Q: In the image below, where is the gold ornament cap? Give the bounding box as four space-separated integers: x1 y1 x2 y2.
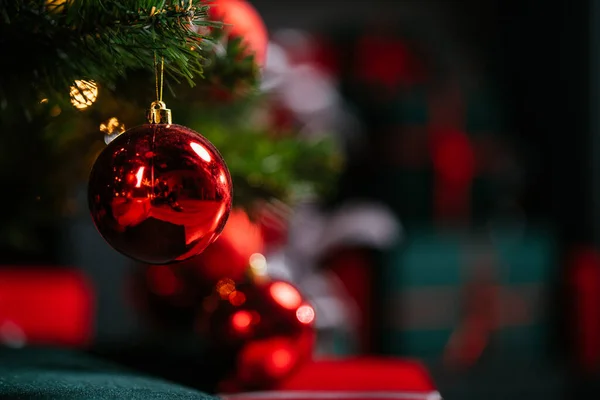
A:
147 100 172 124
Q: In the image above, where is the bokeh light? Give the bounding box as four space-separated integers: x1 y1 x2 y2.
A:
216 278 236 299
296 304 315 325
69 80 98 109
249 253 268 276
231 310 253 333
270 281 302 310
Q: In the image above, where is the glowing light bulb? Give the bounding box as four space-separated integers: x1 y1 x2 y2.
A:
46 0 70 12
70 80 98 110
100 117 126 144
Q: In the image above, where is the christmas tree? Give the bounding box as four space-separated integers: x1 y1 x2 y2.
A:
0 0 340 258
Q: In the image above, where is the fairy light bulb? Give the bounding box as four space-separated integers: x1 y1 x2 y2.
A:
70 80 98 109
100 117 126 144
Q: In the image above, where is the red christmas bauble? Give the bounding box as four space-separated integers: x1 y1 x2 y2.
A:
198 279 315 392
209 0 268 67
182 208 264 283
131 209 263 329
88 123 233 264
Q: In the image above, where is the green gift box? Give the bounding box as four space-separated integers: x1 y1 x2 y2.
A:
381 226 558 361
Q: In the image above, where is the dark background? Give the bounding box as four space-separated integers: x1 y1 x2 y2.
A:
3 0 600 399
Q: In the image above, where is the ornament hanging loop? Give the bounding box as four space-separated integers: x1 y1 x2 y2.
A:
154 51 165 102
148 51 171 124
147 100 172 124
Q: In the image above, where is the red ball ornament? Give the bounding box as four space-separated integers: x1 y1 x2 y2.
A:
88 117 233 265
131 209 263 329
198 279 315 392
209 0 268 67
181 208 264 283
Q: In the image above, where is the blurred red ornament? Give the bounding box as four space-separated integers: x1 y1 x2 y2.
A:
430 128 475 184
131 209 263 330
209 0 268 67
355 34 427 91
181 208 264 283
88 123 233 264
198 279 316 392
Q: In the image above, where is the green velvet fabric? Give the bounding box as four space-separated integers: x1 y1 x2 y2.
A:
0 347 217 399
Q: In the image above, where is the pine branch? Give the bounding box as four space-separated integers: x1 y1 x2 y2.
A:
0 0 228 111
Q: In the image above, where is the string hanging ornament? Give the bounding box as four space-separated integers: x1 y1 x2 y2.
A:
88 52 233 264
